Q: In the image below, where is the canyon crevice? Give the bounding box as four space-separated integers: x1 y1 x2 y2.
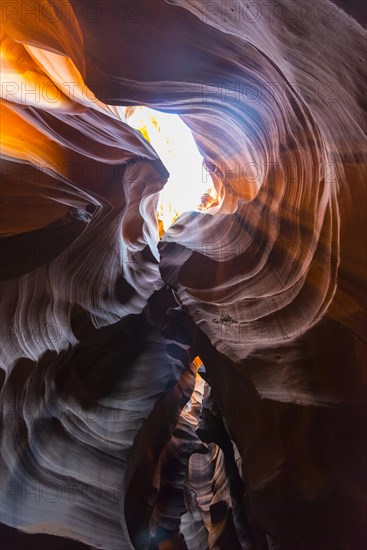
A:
0 1 366 549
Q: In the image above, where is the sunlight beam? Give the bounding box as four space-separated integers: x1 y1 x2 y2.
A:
122 106 218 233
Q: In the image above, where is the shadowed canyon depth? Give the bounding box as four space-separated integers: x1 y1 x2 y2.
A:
0 1 366 549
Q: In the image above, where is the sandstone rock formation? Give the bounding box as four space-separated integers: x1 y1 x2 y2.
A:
0 1 366 549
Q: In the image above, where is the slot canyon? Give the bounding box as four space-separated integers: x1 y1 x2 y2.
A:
0 1 366 549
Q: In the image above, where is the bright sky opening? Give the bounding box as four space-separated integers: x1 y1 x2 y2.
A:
122 106 218 233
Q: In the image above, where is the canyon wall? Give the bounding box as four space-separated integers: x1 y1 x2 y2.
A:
1 1 366 548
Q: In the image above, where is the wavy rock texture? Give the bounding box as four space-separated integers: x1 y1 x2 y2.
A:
0 1 366 549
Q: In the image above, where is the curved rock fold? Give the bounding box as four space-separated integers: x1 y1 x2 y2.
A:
0 1 366 549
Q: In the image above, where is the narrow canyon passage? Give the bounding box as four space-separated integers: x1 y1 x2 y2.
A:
0 1 366 549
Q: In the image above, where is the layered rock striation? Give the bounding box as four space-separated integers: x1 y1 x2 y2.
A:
0 1 366 549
